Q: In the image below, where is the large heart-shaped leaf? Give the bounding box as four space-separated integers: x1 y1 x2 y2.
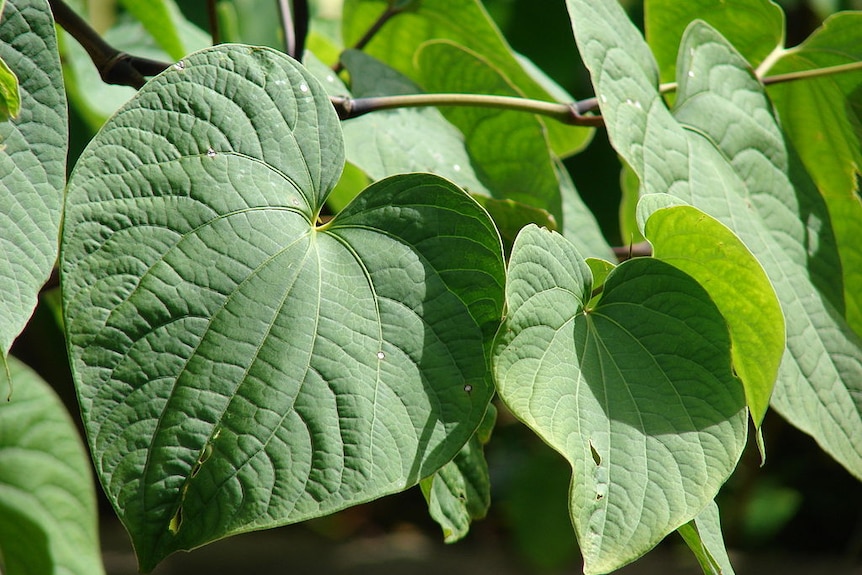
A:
566 0 862 479
61 45 504 570
0 357 104 575
493 224 747 574
0 0 67 373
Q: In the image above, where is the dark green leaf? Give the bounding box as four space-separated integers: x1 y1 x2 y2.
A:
61 45 505 570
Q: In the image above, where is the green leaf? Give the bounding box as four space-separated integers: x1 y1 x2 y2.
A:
678 501 735 575
0 0 67 359
0 54 20 121
61 45 505 570
766 13 862 336
0 357 104 575
415 40 561 210
118 0 187 60
493 225 747 574
565 2 862 478
556 158 615 260
420 403 495 543
641 200 783 428
339 50 492 196
341 0 592 158
645 0 784 83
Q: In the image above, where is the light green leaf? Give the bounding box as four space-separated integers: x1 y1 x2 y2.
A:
641 201 783 427
421 404 495 543
0 54 20 121
61 45 505 571
767 13 862 336
0 357 104 575
118 0 187 60
565 2 862 478
645 0 784 83
493 225 747 574
678 501 735 575
0 0 67 360
341 0 592 158
215 0 282 49
619 162 645 244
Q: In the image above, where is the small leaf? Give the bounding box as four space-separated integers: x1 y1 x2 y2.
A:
0 54 20 121
0 357 104 575
118 0 187 60
421 404 496 543
61 45 505 570
493 225 747 574
678 501 735 575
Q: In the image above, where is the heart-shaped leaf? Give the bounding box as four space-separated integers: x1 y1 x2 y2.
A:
61 45 505 570
493 224 747 574
565 0 862 479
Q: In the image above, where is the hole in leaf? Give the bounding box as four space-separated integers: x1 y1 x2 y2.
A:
589 441 601 466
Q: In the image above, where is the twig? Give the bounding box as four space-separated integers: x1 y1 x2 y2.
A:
48 0 170 89
207 0 220 45
278 0 296 58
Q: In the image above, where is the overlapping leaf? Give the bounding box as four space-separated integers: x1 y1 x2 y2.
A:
61 45 505 570
493 224 747 574
0 0 67 377
0 357 104 575
565 0 862 483
341 0 592 158
766 13 862 336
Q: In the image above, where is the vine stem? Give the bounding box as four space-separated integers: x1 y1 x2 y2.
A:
330 93 605 126
332 2 409 73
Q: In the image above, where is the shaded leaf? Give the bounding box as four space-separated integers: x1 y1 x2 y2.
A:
420 404 495 543
119 0 188 60
341 0 592 157
0 54 20 121
0 357 104 575
61 45 504 570
493 224 747 574
0 0 67 359
678 501 735 575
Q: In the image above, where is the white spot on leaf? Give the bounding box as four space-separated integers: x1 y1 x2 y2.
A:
377 351 385 360
464 384 473 393
174 60 185 71
299 83 309 93
206 148 216 158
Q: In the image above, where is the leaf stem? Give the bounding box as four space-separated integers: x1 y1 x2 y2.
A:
761 60 862 86
330 93 605 126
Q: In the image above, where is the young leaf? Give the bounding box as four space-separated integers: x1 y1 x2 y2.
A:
0 55 20 121
766 13 862 336
341 0 592 158
0 357 104 575
640 200 783 428
0 0 67 363
493 225 747 574
566 0 862 480
61 45 505 570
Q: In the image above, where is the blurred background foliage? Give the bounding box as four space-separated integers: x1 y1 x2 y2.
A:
15 0 862 572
